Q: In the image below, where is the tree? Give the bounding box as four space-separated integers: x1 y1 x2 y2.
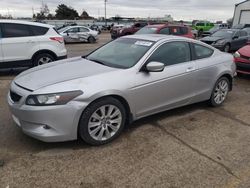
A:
80 10 93 19
55 4 79 20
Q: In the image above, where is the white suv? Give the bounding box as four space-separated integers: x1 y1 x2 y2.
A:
0 20 67 68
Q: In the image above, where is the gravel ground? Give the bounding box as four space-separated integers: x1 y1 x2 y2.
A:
0 33 250 188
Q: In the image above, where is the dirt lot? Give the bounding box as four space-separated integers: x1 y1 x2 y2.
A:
0 33 250 188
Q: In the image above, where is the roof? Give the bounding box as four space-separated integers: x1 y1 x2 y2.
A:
146 24 188 28
235 0 250 6
0 19 54 28
122 34 193 42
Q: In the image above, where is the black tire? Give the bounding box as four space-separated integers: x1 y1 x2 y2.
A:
198 30 203 37
209 77 230 107
78 97 126 146
33 53 55 66
88 36 96 43
223 43 231 53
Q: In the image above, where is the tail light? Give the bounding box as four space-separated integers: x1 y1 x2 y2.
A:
50 37 64 44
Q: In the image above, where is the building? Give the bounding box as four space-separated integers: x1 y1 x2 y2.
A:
233 0 250 26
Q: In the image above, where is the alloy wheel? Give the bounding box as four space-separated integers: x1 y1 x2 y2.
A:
213 79 229 105
88 105 122 141
38 57 53 65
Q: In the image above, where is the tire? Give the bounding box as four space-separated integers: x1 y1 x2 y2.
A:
223 43 231 53
209 77 230 107
78 97 126 146
198 30 203 37
33 53 55 66
88 36 96 43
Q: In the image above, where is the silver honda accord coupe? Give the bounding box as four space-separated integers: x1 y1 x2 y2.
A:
8 34 236 145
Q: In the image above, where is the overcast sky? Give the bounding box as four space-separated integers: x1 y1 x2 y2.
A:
0 0 244 21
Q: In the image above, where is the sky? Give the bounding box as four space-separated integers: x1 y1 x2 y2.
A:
0 0 244 21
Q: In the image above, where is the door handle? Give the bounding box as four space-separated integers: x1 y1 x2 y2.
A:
186 67 195 72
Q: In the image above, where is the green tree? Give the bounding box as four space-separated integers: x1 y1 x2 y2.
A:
55 4 79 20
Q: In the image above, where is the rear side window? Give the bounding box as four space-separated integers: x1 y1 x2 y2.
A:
2 23 31 38
170 27 182 35
147 42 191 66
159 28 170 34
79 27 89 32
193 44 214 59
30 25 49 36
180 27 188 34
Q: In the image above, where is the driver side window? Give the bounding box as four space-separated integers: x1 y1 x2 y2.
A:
147 42 191 66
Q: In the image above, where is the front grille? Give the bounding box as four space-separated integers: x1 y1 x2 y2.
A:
10 91 22 103
236 62 250 72
240 55 250 62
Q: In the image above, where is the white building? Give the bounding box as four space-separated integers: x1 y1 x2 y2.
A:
233 0 250 26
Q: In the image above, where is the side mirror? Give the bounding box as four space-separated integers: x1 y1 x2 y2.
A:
145 62 165 72
233 36 239 40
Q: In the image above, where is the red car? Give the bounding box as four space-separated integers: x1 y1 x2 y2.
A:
135 24 195 39
234 43 250 75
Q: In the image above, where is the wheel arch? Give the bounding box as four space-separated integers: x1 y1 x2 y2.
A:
31 50 58 65
77 94 134 138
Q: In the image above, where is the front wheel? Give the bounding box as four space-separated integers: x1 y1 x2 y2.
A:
223 43 231 53
78 97 126 145
209 77 230 107
88 36 96 43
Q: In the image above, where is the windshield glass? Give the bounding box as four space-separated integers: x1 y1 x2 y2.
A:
212 30 235 38
136 27 157 34
86 38 154 69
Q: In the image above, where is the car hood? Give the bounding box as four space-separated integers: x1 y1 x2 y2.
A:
14 57 117 91
238 45 250 57
201 36 227 42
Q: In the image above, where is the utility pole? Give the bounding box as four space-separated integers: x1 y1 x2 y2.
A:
104 0 107 27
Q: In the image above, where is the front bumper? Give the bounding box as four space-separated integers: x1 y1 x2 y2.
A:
234 57 250 75
7 83 87 142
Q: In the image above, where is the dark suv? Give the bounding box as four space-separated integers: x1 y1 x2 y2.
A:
136 24 194 39
111 22 148 39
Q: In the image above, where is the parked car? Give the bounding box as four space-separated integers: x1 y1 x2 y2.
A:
0 20 67 69
135 24 194 39
90 24 101 34
202 23 229 37
8 35 235 145
111 22 148 39
234 43 250 75
243 28 250 37
193 21 214 37
59 26 98 43
200 29 248 52
232 24 250 29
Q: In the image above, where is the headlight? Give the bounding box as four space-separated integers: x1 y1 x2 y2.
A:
26 90 83 106
119 29 123 34
234 51 241 58
214 39 226 45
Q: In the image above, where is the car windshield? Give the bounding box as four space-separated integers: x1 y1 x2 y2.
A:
86 38 154 69
136 27 158 34
58 26 70 33
212 30 235 38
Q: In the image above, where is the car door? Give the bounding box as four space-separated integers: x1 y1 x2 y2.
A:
238 30 248 48
1 23 38 63
231 31 243 51
63 27 80 42
78 27 90 41
190 43 217 103
132 41 196 118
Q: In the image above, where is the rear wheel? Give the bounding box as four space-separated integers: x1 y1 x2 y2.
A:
209 77 230 107
33 53 55 66
78 97 126 145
